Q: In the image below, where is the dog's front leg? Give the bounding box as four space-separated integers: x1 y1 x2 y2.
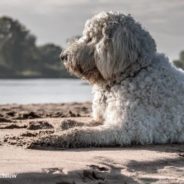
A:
28 126 118 149
92 85 107 122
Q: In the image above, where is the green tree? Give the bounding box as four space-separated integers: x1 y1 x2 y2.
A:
38 44 69 78
0 16 37 74
173 51 184 70
0 16 71 78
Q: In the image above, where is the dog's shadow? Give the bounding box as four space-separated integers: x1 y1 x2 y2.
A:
1 153 184 184
0 163 139 184
1 144 184 183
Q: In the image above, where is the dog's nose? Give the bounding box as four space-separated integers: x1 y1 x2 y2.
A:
60 52 68 61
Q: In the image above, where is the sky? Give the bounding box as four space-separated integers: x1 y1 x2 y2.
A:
0 0 183 60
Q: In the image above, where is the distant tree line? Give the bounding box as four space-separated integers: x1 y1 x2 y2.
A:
173 51 184 70
0 16 72 78
0 16 183 78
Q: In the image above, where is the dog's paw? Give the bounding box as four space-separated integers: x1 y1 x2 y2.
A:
27 128 86 149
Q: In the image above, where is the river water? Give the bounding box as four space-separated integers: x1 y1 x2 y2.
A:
0 79 92 104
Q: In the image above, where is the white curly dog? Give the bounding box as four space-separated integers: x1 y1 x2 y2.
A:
31 11 184 148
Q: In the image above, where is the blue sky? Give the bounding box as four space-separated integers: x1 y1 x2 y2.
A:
0 0 184 60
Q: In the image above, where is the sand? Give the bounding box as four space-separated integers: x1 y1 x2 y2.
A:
0 103 184 184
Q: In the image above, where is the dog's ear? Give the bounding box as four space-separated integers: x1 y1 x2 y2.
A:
94 21 121 80
95 15 156 80
112 16 156 68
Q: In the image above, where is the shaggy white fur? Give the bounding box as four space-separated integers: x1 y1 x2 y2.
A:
32 11 184 148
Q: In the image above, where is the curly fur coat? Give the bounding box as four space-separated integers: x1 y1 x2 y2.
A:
30 11 184 148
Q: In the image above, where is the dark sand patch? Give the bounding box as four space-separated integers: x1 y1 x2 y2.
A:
0 123 27 129
27 120 54 130
0 102 91 120
0 103 91 148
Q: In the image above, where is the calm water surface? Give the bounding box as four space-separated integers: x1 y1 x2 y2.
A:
0 79 92 104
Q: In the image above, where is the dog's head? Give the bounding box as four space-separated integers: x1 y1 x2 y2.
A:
61 11 156 84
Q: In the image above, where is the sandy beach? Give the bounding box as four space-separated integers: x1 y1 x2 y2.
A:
0 103 184 184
